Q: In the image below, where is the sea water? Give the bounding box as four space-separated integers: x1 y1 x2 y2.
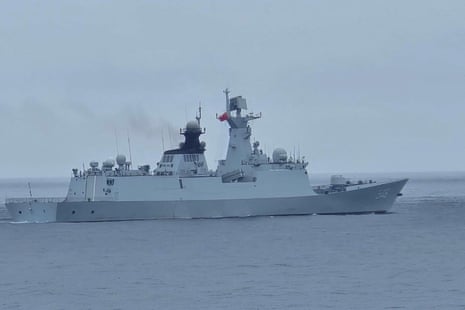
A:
0 173 464 309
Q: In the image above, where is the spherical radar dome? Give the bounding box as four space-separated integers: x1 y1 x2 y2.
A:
116 154 126 166
272 148 288 163
102 158 115 168
186 120 201 132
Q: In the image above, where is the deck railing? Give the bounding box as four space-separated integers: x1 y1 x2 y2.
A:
5 197 65 204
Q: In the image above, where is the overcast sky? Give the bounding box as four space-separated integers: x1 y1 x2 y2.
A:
0 1 464 178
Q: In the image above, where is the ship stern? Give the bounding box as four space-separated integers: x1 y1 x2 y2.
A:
5 198 61 223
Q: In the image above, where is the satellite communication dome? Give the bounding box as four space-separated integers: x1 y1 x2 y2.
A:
102 158 115 168
272 148 288 163
186 120 201 132
116 154 126 166
89 161 99 168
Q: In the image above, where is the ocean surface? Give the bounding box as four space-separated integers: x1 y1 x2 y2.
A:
1 172 464 309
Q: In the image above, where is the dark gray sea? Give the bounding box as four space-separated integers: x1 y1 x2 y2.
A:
1 172 464 309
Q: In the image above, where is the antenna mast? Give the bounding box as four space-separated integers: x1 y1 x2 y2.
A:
127 130 133 167
223 88 230 111
196 102 202 126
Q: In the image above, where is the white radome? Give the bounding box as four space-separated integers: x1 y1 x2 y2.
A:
186 120 201 132
116 154 126 166
102 158 115 168
272 148 288 163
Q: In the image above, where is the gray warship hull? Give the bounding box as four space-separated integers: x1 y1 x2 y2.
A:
5 90 408 223
6 179 407 223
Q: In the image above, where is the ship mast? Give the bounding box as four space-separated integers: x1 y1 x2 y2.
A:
217 89 262 175
223 88 230 112
196 103 202 126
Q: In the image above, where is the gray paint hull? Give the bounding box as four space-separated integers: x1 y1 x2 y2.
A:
6 179 407 222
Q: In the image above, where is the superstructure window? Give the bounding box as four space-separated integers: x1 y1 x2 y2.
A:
184 154 200 162
162 155 174 163
107 178 115 186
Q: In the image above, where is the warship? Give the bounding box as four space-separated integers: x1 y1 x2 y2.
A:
6 90 407 222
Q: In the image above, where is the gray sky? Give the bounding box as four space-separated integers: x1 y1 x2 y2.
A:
1 0 464 177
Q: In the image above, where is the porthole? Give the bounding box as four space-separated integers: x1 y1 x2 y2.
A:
91 210 95 214
72 210 76 214
18 211 22 214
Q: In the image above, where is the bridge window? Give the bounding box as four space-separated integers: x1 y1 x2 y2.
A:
162 155 174 163
184 154 200 162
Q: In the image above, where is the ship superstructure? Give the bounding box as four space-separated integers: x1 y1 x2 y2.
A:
6 90 407 222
